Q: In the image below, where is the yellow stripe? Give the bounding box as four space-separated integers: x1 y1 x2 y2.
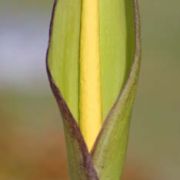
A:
80 0 102 151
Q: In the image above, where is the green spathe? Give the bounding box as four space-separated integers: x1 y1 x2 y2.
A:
48 0 135 123
46 0 141 179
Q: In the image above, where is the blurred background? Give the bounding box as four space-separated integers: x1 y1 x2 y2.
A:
0 0 180 179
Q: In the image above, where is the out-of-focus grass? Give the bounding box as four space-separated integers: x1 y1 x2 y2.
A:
0 0 180 179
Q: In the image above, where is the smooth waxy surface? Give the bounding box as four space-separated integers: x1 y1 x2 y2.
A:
47 0 81 121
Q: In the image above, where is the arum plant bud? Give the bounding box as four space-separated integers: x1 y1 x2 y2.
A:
47 0 140 179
